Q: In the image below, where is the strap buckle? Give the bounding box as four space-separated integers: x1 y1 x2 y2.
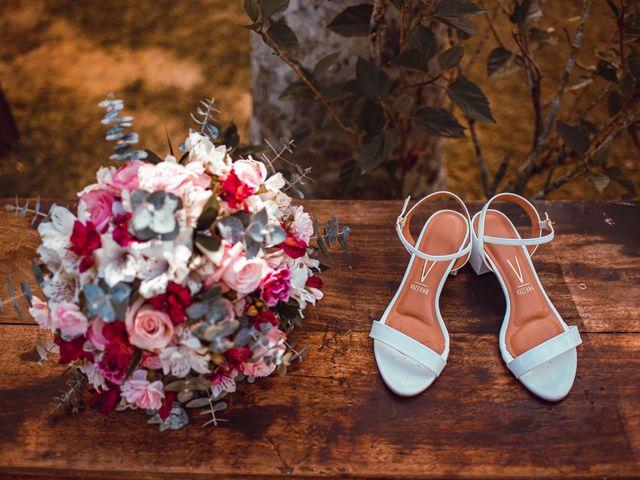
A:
539 212 554 230
396 215 407 229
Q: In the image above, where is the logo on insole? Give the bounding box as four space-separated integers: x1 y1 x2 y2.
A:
506 257 534 296
410 260 435 295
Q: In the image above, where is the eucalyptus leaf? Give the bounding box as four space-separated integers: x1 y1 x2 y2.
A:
217 216 245 243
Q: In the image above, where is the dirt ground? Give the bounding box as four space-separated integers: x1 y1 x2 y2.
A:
0 0 636 200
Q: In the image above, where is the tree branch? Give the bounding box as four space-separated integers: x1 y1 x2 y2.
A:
466 118 490 198
370 0 386 65
257 30 361 142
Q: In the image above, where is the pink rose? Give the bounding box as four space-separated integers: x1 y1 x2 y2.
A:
29 295 52 330
212 242 265 294
260 267 291 306
120 369 165 410
239 327 287 378
108 160 145 193
87 317 108 350
79 189 114 233
138 161 211 193
125 299 175 351
52 302 88 339
233 159 266 193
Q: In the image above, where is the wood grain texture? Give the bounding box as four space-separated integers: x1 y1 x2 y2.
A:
0 199 639 478
0 326 639 478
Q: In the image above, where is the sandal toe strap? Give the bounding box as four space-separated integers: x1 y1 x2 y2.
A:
370 321 446 376
507 326 582 379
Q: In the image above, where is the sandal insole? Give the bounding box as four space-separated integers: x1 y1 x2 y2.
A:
473 210 563 357
386 211 468 355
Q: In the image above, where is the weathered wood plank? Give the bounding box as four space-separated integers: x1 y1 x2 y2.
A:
1 200 639 334
0 325 638 478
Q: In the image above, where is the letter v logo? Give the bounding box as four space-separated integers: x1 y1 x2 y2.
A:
506 257 525 284
421 260 436 283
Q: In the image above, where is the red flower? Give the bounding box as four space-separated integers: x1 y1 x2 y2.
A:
158 392 176 420
224 346 252 368
97 321 135 385
54 335 93 364
260 268 291 307
279 232 307 259
112 213 137 247
219 168 254 210
149 282 193 326
68 220 101 272
254 309 279 327
90 384 120 414
306 275 323 290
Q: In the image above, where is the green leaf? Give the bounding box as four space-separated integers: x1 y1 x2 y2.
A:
280 81 312 99
412 107 466 138
244 0 260 21
391 95 413 111
605 166 637 197
195 232 222 253
511 0 542 29
390 48 431 73
596 59 617 82
361 130 398 172
358 99 385 135
588 174 610 193
410 25 438 61
447 78 495 123
268 22 299 50
556 120 589 154
259 0 289 19
313 52 340 78
588 141 611 167
487 47 521 79
196 195 220 231
144 149 163 165
126 349 142 379
440 45 464 70
356 57 391 99
434 0 485 35
327 4 373 37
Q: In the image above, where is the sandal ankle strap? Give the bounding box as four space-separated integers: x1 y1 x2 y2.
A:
396 191 472 263
476 193 554 259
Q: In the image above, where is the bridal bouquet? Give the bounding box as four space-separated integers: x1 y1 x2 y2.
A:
25 96 347 430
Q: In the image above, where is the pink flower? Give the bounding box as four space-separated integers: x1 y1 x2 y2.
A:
120 370 165 410
79 189 114 233
107 160 145 193
51 302 89 339
29 295 51 330
212 242 266 295
260 268 291 306
125 299 175 351
87 317 109 350
291 206 313 243
219 169 254 210
239 327 287 378
233 159 266 192
138 161 210 192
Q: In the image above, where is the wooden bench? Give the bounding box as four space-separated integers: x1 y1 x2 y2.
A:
0 199 638 479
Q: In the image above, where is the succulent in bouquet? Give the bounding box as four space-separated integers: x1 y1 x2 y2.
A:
17 95 349 430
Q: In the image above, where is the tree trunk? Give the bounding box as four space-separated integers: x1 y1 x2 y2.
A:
250 1 446 198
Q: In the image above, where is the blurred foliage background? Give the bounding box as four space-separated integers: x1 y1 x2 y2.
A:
0 0 637 200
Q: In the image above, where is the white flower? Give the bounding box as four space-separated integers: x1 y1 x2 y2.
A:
79 362 108 391
94 236 141 287
159 330 210 378
187 132 231 177
291 206 313 243
138 244 192 298
287 256 321 309
42 269 81 305
38 206 75 252
211 372 236 398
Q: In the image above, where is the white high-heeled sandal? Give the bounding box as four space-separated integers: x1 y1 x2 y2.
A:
470 193 581 401
370 191 472 396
